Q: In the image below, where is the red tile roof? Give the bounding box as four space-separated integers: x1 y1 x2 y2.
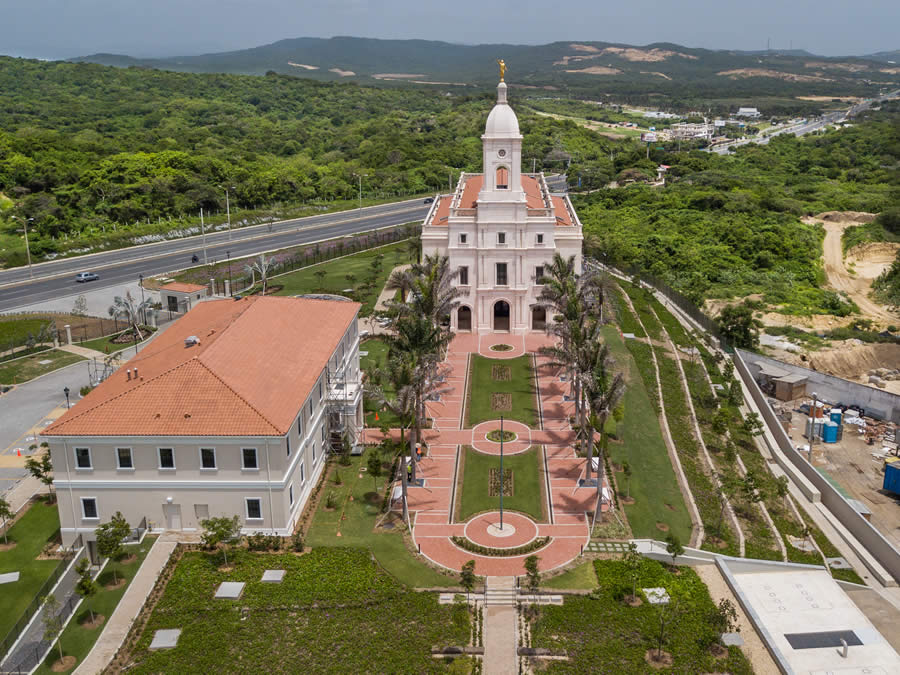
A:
43 296 360 437
460 174 483 208
551 196 573 226
430 195 451 226
160 282 207 293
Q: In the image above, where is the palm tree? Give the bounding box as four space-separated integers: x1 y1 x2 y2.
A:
245 253 275 295
408 356 452 483
366 355 416 524
386 254 464 347
108 291 153 341
585 347 625 526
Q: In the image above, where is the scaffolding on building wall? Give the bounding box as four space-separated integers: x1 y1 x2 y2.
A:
325 351 364 456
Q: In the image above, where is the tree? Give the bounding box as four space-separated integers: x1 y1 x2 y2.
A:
728 379 743 406
41 593 65 663
654 597 683 661
460 560 477 602
742 412 764 437
244 253 275 295
774 475 790 509
25 453 54 502
108 290 152 342
95 512 131 584
367 448 383 491
709 597 739 638
524 555 541 592
74 558 98 624
712 409 730 435
71 294 88 317
313 268 327 290
622 542 642 601
200 515 241 566
665 533 684 566
739 470 765 505
622 461 633 500
0 497 13 545
716 303 759 350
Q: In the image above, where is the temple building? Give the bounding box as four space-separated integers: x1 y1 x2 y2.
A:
421 75 583 334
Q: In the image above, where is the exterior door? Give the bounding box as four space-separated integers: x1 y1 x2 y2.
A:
167 295 179 312
164 503 182 530
493 301 510 332
531 306 547 331
457 306 472 331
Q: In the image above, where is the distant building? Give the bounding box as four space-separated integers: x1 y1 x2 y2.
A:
669 122 714 141
421 78 583 334
43 296 363 550
736 107 761 118
159 282 208 314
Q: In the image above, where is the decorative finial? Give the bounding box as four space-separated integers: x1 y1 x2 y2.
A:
497 59 506 82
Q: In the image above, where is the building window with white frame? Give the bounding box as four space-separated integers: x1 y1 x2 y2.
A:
459 233 468 245
318 380 324 401
497 232 506 245
200 447 216 470
312 441 317 463
158 447 175 469
74 446 92 469
242 447 258 470
496 262 508 286
300 462 306 483
116 447 133 470
459 266 468 285
286 434 291 457
297 415 302 437
535 266 544 284
246 498 262 520
289 484 294 506
81 497 99 520
536 233 544 245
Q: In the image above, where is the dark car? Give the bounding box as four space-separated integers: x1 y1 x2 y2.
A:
75 272 99 283
424 197 435 204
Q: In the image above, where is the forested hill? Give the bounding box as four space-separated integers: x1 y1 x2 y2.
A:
0 57 619 267
71 36 899 101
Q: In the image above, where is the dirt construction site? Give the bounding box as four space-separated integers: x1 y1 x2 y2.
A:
763 211 900 394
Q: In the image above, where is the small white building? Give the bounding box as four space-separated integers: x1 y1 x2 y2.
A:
159 282 208 314
421 78 583 334
736 107 761 118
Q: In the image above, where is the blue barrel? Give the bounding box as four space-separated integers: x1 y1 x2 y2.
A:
823 421 839 443
830 409 842 425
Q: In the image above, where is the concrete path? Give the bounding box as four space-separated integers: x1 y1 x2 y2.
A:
483 577 518 675
74 537 177 675
59 343 108 360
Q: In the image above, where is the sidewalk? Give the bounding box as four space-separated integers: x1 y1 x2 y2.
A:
74 537 177 675
58 343 108 360
482 577 517 675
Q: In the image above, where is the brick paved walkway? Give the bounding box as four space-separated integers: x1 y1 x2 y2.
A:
375 333 607 576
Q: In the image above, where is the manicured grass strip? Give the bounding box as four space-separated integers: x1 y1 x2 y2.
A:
78 327 155 355
621 282 663 340
648 294 693 347
359 337 401 428
35 537 158 675
602 326 692 544
0 349 85 384
0 317 50 345
466 354 537 428
457 446 545 522
543 560 599 590
126 548 470 674
609 283 645 337
530 558 753 673
271 242 411 316
622 340 659 414
305 453 458 588
0 501 62 641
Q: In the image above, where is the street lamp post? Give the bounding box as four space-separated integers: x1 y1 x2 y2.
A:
226 250 233 296
12 216 35 278
63 387 70 409
220 185 236 241
352 173 367 210
199 208 208 264
499 415 504 531
138 274 146 326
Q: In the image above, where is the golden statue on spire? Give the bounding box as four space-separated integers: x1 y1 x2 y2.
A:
497 59 506 82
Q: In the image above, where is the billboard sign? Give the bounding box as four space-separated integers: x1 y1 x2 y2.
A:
641 132 658 143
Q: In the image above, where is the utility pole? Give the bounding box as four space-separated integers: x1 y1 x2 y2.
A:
226 250 233 296
221 185 235 241
352 173 366 209
200 208 208 264
11 216 35 278
139 274 146 325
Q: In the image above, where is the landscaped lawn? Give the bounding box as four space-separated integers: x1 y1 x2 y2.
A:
359 337 401 428
0 349 85 385
78 326 155 355
0 500 62 642
543 560 598 590
601 325 693 544
35 536 158 675
529 558 752 673
0 316 50 346
305 453 458 587
457 446 546 522
271 242 412 316
126 548 471 673
466 355 538 428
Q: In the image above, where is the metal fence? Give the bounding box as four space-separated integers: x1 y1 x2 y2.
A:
211 225 419 296
0 534 83 667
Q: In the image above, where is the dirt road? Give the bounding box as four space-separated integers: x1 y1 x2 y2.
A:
819 218 898 325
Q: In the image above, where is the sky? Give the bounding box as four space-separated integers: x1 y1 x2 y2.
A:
0 0 896 60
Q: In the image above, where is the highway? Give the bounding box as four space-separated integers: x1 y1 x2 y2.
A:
0 199 429 312
708 89 900 155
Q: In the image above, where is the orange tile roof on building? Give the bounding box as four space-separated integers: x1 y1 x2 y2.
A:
551 196 574 226
43 296 360 437
459 174 483 208
160 282 208 293
434 173 573 226
429 195 451 226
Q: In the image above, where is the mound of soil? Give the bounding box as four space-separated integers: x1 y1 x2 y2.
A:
79 613 106 629
51 656 77 672
644 649 673 669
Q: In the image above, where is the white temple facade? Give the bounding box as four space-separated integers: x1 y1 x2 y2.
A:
421 79 584 334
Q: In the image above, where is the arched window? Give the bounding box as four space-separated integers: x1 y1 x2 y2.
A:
496 166 509 190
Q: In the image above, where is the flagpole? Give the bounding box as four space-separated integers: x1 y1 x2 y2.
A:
499 415 504 530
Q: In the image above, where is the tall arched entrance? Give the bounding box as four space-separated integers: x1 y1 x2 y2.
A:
493 300 510 332
457 306 472 331
531 306 546 331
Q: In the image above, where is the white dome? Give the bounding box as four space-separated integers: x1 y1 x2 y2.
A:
484 82 520 137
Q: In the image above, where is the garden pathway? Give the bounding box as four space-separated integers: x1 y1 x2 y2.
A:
73 537 177 675
367 332 603 576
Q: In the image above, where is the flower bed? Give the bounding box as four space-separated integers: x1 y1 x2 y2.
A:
450 535 550 557
488 467 513 497
489 343 513 352
486 429 517 443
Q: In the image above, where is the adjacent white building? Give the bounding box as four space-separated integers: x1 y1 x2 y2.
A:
421 79 583 334
42 295 363 551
